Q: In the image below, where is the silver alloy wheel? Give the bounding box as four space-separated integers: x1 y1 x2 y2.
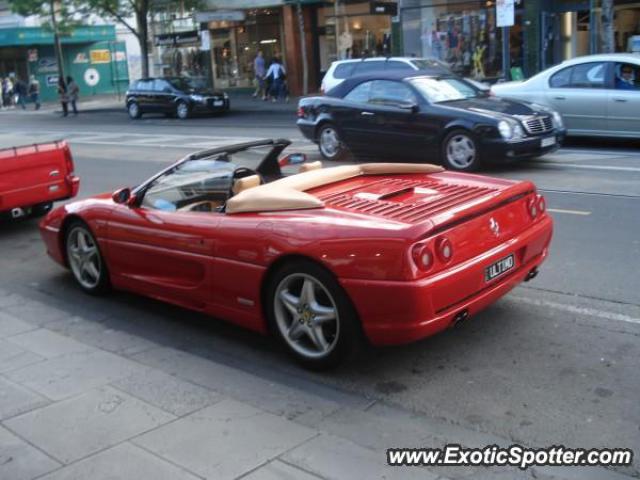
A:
128 103 139 118
319 126 340 159
446 133 477 169
67 226 102 290
274 273 340 359
177 102 189 119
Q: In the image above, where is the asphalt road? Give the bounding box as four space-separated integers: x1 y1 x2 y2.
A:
1 108 639 476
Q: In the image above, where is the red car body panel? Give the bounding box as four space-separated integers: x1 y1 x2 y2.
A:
40 170 553 346
0 141 79 214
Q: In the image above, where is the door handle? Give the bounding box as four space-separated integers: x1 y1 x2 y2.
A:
553 96 566 100
613 98 628 103
361 111 375 116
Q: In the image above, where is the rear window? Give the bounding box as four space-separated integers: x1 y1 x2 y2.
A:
352 60 386 75
333 63 356 79
135 80 153 91
385 61 415 72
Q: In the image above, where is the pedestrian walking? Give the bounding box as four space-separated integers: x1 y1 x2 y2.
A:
253 50 267 100
14 77 27 109
28 75 40 110
57 77 69 117
66 76 79 115
265 57 286 103
2 77 14 108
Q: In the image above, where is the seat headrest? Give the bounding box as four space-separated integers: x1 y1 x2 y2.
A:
232 174 261 195
298 161 323 173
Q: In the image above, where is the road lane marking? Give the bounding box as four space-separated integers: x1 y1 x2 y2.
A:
546 208 591 216
511 296 640 326
539 163 640 173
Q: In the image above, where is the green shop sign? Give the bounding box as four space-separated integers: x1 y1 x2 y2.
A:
0 26 116 47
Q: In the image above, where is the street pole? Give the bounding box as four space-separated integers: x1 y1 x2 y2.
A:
502 26 510 81
49 0 65 82
589 0 598 54
296 1 309 95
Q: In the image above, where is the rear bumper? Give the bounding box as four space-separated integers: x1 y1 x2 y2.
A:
296 119 317 142
480 130 565 161
0 175 79 214
341 215 553 346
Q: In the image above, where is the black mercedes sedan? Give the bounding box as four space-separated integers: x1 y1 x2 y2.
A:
126 77 229 120
297 71 566 171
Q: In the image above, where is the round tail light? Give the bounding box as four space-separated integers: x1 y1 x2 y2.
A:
436 237 453 263
537 195 546 213
412 244 433 271
527 198 538 219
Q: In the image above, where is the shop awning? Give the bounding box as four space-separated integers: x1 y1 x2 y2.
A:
203 0 324 8
0 26 116 47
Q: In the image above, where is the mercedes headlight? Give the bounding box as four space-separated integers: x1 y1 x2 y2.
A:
551 111 564 129
190 94 205 103
498 120 513 140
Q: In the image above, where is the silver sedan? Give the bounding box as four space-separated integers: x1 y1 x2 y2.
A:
491 54 640 138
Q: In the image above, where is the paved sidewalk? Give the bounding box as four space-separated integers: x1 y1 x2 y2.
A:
0 287 633 480
0 91 298 116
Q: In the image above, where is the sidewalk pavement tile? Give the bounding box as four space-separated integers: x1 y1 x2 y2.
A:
132 347 352 425
133 398 316 480
281 433 440 480
38 443 202 480
0 425 60 480
242 460 323 480
4 386 175 464
0 339 44 374
0 292 27 308
4 349 147 401
0 376 49 420
3 300 69 327
111 368 222 417
6 329 95 358
0 311 37 338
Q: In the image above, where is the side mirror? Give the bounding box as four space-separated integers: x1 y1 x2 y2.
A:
278 153 307 167
112 187 131 205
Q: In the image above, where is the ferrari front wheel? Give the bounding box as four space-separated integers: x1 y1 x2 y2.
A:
65 221 110 295
267 260 362 370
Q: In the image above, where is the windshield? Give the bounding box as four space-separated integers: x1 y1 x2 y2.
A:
142 158 235 211
167 77 207 92
409 77 479 103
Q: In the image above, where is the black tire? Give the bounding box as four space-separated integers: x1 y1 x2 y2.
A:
176 101 190 120
441 129 481 172
265 259 363 370
64 220 110 295
317 123 349 161
30 202 53 218
128 102 141 119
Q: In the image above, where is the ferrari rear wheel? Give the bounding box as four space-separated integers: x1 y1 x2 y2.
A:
318 123 348 161
65 221 110 295
267 260 362 369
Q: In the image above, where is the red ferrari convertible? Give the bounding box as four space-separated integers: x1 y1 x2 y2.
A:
40 139 552 369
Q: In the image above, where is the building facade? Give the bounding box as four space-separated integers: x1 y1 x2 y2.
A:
400 0 640 81
0 2 130 102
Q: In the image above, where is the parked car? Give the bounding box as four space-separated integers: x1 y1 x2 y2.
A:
40 139 552 369
0 141 79 221
126 77 229 120
491 53 640 138
321 56 491 94
298 71 566 171
322 56 451 92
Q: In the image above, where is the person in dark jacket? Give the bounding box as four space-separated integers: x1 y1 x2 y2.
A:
57 77 68 117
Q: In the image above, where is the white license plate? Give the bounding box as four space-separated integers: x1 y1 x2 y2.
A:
213 100 224 107
485 254 515 282
541 136 556 148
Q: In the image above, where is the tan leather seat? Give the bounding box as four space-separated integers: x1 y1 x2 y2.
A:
232 174 261 195
298 161 323 173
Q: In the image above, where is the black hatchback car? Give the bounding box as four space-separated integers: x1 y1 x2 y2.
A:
126 77 229 120
297 71 566 171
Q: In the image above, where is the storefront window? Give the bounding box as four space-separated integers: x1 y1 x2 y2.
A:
402 0 505 80
317 2 393 72
208 8 283 89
